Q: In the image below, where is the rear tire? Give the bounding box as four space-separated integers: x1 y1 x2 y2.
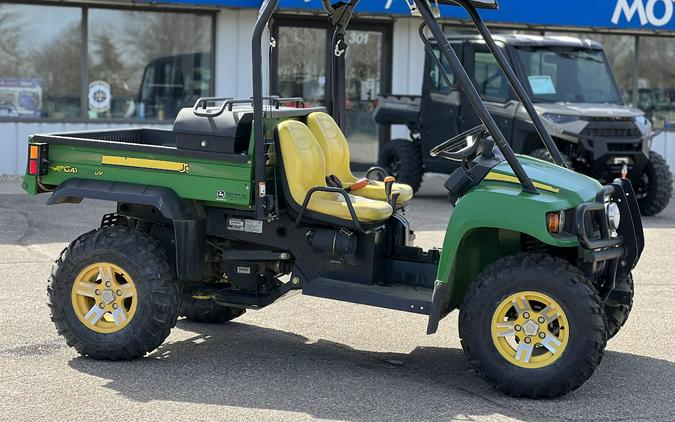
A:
180 290 246 324
637 151 672 216
459 253 607 399
48 226 180 360
378 138 424 193
605 274 634 340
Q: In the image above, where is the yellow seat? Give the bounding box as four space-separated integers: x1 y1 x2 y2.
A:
306 112 414 205
276 120 393 224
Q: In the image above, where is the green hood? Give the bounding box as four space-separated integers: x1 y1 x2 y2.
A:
488 155 603 204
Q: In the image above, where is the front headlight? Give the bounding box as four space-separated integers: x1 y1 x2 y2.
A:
606 202 621 230
542 113 580 124
634 115 649 127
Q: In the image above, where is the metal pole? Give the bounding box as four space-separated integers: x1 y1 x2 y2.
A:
455 0 568 168
632 36 640 108
324 0 360 130
413 0 537 194
252 0 280 219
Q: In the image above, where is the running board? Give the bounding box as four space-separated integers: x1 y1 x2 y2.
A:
302 278 433 315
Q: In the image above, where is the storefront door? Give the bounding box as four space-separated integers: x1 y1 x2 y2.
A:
272 18 391 167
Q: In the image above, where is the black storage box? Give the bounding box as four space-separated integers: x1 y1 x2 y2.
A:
173 107 253 155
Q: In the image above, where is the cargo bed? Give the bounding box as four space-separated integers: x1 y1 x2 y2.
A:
32 128 250 163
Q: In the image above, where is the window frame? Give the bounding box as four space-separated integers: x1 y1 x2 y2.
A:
0 1 216 124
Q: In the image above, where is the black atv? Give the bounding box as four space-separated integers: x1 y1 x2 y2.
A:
375 34 672 215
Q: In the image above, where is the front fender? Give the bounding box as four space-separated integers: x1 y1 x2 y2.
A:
426 183 585 334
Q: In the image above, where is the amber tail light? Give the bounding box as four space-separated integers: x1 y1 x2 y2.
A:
27 143 48 176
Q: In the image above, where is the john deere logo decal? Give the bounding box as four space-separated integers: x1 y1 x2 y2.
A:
49 165 79 174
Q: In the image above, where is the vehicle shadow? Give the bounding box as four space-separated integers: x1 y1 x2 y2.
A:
68 320 675 421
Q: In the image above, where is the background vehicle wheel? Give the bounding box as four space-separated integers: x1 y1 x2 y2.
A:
48 226 180 360
529 148 573 168
605 274 634 340
459 253 607 399
636 151 672 216
180 290 245 323
378 138 424 193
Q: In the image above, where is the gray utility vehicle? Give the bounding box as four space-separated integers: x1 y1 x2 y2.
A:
375 34 672 215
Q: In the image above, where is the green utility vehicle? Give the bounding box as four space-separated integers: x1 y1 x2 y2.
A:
23 0 644 399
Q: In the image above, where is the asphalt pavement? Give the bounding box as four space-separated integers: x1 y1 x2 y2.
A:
0 175 673 422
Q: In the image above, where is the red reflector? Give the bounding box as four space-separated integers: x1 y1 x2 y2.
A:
29 159 38 175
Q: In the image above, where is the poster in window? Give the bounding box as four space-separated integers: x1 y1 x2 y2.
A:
0 79 43 118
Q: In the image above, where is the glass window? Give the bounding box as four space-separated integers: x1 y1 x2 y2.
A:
276 26 328 107
0 4 81 118
513 46 622 104
429 48 455 93
344 29 385 164
87 9 212 121
636 36 675 128
275 23 390 165
474 51 509 102
545 32 635 106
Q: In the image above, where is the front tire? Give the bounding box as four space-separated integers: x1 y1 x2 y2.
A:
637 151 672 216
48 226 180 360
378 138 424 193
459 253 607 398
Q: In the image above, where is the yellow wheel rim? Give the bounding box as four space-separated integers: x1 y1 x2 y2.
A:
70 263 138 334
491 291 569 369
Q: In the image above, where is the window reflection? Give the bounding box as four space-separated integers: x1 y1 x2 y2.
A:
276 26 327 107
0 4 81 118
637 36 675 128
88 9 212 120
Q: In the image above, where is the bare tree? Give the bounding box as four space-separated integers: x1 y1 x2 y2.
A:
122 11 211 65
31 23 81 116
0 5 26 76
89 32 134 97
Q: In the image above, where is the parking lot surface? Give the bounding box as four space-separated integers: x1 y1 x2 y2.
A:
1 175 674 421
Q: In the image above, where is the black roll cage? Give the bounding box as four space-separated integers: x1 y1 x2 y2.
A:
251 0 567 219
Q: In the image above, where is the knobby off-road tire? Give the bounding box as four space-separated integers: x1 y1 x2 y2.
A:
180 290 246 324
48 226 180 360
529 148 573 168
638 151 672 216
459 253 607 399
605 274 634 340
378 139 424 193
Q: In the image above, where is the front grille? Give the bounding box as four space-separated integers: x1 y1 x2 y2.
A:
580 117 642 142
581 127 642 139
607 142 643 152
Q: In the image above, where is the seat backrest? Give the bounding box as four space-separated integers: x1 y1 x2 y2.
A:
306 112 356 183
276 120 330 207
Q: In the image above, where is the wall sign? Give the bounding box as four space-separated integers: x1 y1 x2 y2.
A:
88 81 111 114
147 0 675 31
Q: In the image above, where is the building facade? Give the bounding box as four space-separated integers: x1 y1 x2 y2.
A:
1 0 674 174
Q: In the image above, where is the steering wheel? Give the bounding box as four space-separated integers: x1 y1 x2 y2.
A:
430 124 489 162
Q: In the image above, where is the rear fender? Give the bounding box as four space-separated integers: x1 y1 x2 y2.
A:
48 179 206 281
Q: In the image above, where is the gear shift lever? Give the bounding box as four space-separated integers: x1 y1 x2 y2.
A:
384 176 397 208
